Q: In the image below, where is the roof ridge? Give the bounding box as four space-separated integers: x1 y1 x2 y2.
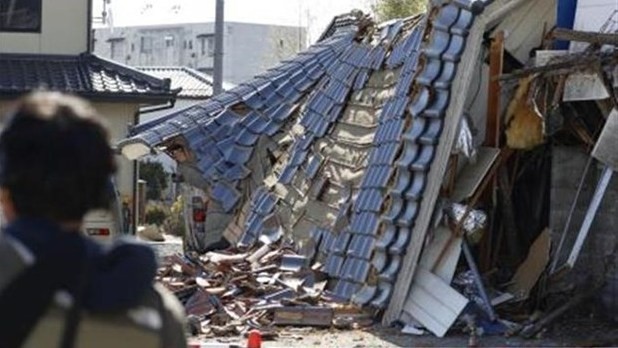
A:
0 53 78 61
83 53 175 91
182 67 214 86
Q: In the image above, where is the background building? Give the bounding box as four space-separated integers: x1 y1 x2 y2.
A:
0 0 178 234
93 22 307 84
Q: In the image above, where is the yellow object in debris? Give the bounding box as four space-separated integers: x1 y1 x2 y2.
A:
505 77 545 150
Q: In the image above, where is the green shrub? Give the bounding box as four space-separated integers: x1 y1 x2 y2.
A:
164 195 186 236
145 207 167 225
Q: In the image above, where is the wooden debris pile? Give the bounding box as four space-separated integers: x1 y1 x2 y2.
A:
156 245 372 338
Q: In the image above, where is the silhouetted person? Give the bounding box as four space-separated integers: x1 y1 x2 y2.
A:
0 92 186 348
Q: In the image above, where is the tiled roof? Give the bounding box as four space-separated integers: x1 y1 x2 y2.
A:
120 1 483 312
138 66 220 99
317 11 365 42
0 53 177 101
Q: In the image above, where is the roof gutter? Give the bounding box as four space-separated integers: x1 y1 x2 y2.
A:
138 98 176 115
127 97 177 136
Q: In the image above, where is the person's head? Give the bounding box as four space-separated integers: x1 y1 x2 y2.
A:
0 92 117 224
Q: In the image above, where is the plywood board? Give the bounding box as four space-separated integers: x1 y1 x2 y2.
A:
563 72 610 101
535 50 609 101
507 229 551 300
419 226 462 283
451 147 501 203
402 269 468 337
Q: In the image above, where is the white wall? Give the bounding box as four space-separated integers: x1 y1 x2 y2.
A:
93 22 307 84
495 0 557 63
571 0 618 52
93 102 139 204
0 0 89 54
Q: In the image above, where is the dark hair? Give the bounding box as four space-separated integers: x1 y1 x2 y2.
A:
0 92 117 221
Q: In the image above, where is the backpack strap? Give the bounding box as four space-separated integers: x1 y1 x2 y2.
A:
0 233 87 348
59 259 89 348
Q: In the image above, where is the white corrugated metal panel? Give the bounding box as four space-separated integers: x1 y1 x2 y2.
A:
401 269 468 337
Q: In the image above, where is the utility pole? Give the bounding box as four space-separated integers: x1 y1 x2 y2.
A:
213 0 224 95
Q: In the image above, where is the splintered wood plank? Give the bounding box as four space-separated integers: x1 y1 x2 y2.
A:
508 228 551 300
419 226 462 283
451 147 501 203
274 306 334 327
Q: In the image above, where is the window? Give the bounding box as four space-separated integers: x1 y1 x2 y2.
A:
198 67 213 76
197 34 214 57
109 40 124 60
165 35 174 48
140 36 153 54
0 0 42 32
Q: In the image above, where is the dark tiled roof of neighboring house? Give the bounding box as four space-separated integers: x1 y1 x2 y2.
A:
120 1 484 313
137 66 219 99
317 11 365 42
0 53 178 102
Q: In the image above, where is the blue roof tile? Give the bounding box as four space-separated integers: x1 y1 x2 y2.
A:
211 182 241 213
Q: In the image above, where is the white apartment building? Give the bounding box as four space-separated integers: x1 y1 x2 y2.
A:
93 22 307 84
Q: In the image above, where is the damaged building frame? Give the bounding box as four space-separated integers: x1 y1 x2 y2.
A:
119 0 618 339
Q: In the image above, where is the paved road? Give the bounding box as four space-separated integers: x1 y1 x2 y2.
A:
142 234 184 259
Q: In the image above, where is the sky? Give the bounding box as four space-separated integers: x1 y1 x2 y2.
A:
93 0 375 43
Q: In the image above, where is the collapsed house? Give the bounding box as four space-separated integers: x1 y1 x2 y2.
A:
119 0 618 339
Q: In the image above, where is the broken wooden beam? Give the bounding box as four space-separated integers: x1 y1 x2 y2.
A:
497 51 618 81
550 27 618 46
273 306 333 327
520 283 601 338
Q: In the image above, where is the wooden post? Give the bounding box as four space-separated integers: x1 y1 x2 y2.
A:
480 30 505 270
485 30 504 147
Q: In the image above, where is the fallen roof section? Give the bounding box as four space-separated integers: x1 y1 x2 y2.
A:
119 0 495 326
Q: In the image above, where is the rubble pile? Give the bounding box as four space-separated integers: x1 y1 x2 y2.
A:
122 0 618 342
156 245 373 338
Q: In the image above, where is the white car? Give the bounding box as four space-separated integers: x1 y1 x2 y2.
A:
182 185 222 253
83 180 126 241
